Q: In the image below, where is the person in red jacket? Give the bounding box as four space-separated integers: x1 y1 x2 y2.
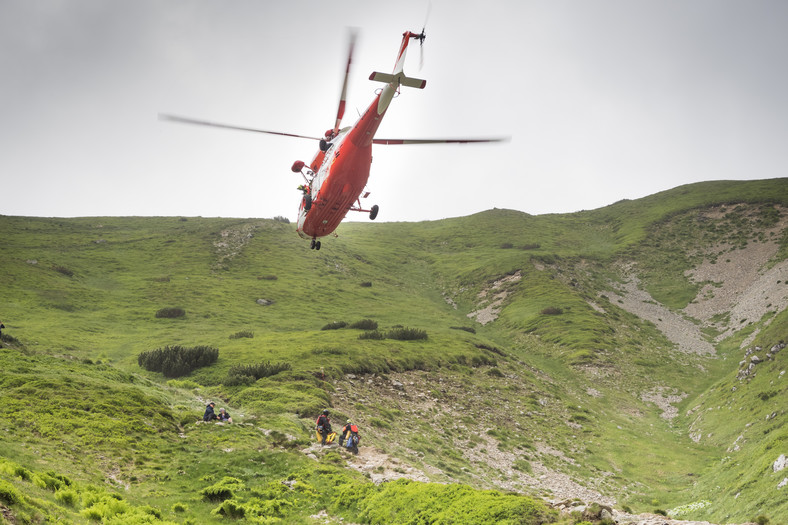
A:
315 409 332 445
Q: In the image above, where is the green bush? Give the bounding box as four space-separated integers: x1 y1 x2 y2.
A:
540 307 563 315
349 319 378 330
475 343 506 356
33 471 70 491
386 327 428 341
155 307 186 318
227 361 292 380
55 488 79 507
172 502 189 513
321 321 347 330
229 330 254 339
359 330 384 340
201 477 244 502
0 479 21 505
213 499 246 519
137 345 219 377
224 374 256 387
13 465 32 481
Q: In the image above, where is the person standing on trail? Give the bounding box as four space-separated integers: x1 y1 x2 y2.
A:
315 409 332 445
342 420 360 455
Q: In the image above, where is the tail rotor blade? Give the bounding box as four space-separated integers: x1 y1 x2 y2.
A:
333 30 357 136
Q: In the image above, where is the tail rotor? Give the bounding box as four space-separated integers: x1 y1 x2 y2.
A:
418 1 430 70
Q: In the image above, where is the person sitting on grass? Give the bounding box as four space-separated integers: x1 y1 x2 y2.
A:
203 402 217 422
218 408 233 423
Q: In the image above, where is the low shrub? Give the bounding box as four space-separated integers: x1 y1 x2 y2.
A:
138 345 219 377
55 488 79 507
224 375 256 387
155 307 185 319
201 477 244 502
0 479 21 505
475 343 505 356
386 327 428 341
360 281 373 287
172 502 189 513
80 496 131 521
213 499 246 519
227 361 292 380
359 331 384 340
322 321 347 330
349 319 378 330
540 307 563 315
229 330 254 339
258 275 278 280
33 471 70 491
450 326 476 334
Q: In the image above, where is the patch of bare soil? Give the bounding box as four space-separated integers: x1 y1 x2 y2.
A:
303 441 431 484
606 205 788 352
212 221 265 270
684 241 788 345
605 271 716 355
467 271 522 325
329 370 617 504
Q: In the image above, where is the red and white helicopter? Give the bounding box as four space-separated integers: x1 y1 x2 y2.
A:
162 29 505 250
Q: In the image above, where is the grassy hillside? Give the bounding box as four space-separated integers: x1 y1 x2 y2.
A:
1 177 787 524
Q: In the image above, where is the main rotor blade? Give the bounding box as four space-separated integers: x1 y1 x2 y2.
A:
333 31 357 137
372 137 509 145
159 114 320 141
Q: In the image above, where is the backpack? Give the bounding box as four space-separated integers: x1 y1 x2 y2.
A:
346 433 359 448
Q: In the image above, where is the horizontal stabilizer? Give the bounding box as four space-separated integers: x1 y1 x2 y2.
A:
369 71 426 89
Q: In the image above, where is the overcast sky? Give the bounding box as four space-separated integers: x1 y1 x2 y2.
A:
2 0 786 223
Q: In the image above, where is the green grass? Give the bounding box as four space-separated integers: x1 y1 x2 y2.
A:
1 178 787 522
